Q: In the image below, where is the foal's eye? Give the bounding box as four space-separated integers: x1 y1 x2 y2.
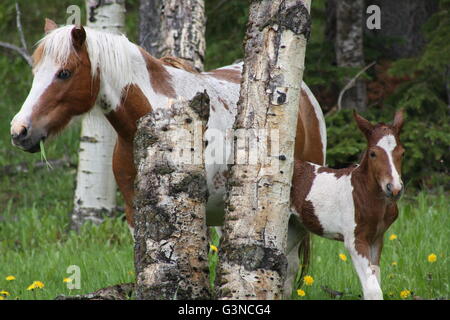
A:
369 151 376 158
56 69 71 80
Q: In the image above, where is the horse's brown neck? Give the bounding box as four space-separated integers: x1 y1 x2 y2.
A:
105 84 153 144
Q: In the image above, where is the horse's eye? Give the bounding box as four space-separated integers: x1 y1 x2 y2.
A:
57 69 71 80
369 151 376 158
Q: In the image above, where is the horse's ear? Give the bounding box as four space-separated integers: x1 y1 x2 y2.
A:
44 18 58 34
392 109 404 134
71 25 86 51
353 110 373 139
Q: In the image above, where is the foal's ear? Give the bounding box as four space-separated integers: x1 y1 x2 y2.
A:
392 109 405 134
71 25 86 51
44 18 58 34
353 110 374 138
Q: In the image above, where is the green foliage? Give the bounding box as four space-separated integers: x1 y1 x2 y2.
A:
204 0 249 70
325 110 366 169
326 0 450 189
386 0 449 188
326 105 449 189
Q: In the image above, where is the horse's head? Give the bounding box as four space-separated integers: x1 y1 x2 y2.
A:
354 110 405 200
10 19 99 153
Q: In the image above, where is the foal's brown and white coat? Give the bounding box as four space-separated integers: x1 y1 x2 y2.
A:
290 110 405 300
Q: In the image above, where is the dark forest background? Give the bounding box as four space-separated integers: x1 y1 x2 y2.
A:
0 0 448 190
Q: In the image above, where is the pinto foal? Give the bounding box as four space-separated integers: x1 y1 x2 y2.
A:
290 110 405 300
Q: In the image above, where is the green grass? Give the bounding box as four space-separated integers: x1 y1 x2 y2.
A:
206 191 449 300
291 191 449 300
0 30 448 301
0 55 134 300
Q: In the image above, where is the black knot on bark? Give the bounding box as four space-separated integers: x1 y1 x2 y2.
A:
260 2 311 40
189 90 210 121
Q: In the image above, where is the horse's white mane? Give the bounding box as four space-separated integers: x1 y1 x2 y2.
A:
36 25 137 92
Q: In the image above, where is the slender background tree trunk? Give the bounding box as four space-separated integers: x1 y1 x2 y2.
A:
71 0 125 229
218 0 311 300
134 93 211 300
139 0 206 71
335 0 367 112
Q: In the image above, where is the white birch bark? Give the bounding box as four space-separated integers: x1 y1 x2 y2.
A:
71 0 125 229
139 0 206 71
134 92 211 300
218 0 311 300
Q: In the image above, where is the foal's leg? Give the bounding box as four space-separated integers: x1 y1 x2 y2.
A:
369 237 384 285
345 238 383 300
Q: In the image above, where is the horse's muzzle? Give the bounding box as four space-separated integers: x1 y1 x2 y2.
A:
385 183 404 201
11 129 45 153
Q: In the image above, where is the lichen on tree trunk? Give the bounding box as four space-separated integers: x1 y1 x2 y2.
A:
134 92 211 300
217 0 311 300
139 0 206 71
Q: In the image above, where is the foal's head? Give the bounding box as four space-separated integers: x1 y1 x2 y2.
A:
354 110 405 200
10 19 98 152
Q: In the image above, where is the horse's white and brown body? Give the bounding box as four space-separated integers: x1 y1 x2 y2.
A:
10 21 327 289
290 111 405 300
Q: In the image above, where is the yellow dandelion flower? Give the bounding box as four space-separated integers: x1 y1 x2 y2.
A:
297 289 306 297
427 253 437 263
27 281 45 291
388 273 395 279
389 234 397 241
303 275 314 286
400 290 411 299
0 296 4 300
63 278 73 283
5 276 16 281
0 291 10 296
339 253 347 262
210 244 218 253
391 261 398 266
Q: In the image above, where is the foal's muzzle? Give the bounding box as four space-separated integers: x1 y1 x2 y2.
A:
385 183 404 200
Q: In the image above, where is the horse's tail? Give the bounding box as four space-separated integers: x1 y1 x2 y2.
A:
297 231 311 285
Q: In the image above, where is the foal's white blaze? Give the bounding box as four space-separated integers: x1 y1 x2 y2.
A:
376 134 402 191
11 59 58 134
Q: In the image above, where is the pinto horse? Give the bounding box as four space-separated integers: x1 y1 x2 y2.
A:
289 110 405 300
10 21 327 292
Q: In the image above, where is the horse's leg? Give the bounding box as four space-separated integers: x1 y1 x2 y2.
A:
345 238 383 300
284 214 307 298
112 137 136 233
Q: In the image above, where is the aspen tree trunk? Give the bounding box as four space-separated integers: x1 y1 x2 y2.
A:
71 0 125 229
218 0 311 300
134 92 211 300
335 0 367 112
139 0 206 71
